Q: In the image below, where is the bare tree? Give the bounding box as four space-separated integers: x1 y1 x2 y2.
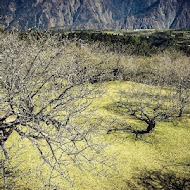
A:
0 31 110 189
155 53 190 117
107 83 184 138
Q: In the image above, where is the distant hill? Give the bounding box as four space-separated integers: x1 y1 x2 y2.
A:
0 0 190 30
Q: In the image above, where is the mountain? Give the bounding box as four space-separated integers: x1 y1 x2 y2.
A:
0 0 190 30
122 0 190 29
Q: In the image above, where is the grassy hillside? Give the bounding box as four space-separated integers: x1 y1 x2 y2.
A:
0 31 190 189
2 81 190 189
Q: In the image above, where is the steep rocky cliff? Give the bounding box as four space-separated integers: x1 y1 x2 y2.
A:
0 0 190 30
123 0 190 29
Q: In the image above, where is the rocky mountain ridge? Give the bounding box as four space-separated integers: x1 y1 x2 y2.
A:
0 0 190 30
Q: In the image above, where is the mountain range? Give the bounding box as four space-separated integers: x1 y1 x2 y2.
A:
0 0 190 30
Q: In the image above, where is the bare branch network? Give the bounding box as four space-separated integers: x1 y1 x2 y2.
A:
0 32 113 188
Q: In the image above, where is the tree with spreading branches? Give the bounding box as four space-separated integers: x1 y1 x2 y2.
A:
0 31 110 189
107 83 189 138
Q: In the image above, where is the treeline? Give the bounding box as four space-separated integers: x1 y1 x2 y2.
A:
15 29 190 56
66 31 171 56
67 30 190 56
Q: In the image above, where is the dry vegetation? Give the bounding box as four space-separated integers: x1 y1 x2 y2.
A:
0 31 190 189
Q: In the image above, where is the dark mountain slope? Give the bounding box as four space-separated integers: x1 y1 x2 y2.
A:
123 0 190 29
0 0 189 30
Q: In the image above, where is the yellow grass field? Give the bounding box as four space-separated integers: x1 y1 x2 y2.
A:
2 81 190 189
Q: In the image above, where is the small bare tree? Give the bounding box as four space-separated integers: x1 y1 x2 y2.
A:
108 83 185 138
0 31 110 189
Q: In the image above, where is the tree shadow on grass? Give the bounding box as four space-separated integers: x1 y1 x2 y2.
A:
126 169 190 190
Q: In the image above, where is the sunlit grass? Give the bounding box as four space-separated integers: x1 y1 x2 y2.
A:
3 81 190 189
